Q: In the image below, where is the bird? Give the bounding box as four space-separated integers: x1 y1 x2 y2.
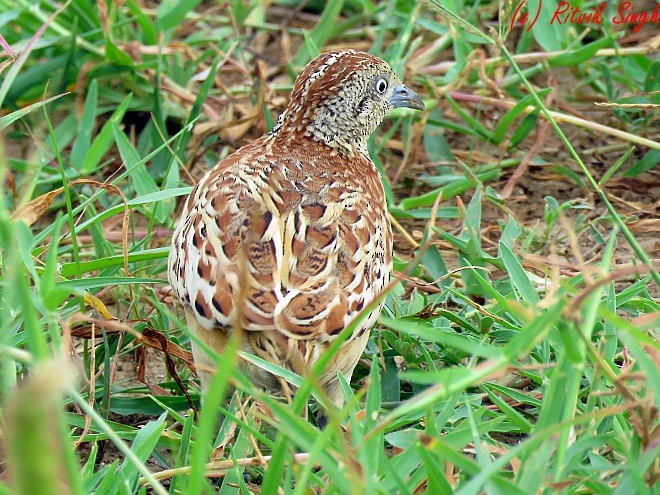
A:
167 50 424 411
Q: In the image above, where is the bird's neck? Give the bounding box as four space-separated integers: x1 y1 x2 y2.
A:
271 102 373 158
308 123 369 156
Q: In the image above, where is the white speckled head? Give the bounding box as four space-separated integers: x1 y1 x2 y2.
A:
274 50 424 155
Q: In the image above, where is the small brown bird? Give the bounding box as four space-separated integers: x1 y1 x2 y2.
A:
168 50 424 408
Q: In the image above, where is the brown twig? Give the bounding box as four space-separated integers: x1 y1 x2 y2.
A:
447 91 660 150
501 77 556 198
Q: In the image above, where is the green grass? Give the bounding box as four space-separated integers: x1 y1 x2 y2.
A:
1 1 659 494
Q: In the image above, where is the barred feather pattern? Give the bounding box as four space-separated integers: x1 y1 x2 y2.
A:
168 50 421 405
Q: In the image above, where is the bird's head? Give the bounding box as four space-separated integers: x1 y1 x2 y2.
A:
273 50 424 156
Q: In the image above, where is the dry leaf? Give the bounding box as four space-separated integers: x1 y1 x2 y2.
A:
11 187 64 226
83 292 115 320
11 179 124 226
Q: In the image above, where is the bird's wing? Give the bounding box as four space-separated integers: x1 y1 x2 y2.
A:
168 149 390 342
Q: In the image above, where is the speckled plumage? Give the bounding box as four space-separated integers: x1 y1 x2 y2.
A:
168 50 423 406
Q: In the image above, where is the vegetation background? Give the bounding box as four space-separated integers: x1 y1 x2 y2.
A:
0 0 658 494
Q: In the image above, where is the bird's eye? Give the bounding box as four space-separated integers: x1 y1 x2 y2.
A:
375 76 388 95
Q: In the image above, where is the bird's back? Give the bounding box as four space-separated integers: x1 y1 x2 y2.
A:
168 134 392 361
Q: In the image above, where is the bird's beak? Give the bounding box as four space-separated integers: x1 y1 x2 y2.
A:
389 84 425 111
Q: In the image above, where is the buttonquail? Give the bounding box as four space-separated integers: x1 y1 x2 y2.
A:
168 50 424 407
